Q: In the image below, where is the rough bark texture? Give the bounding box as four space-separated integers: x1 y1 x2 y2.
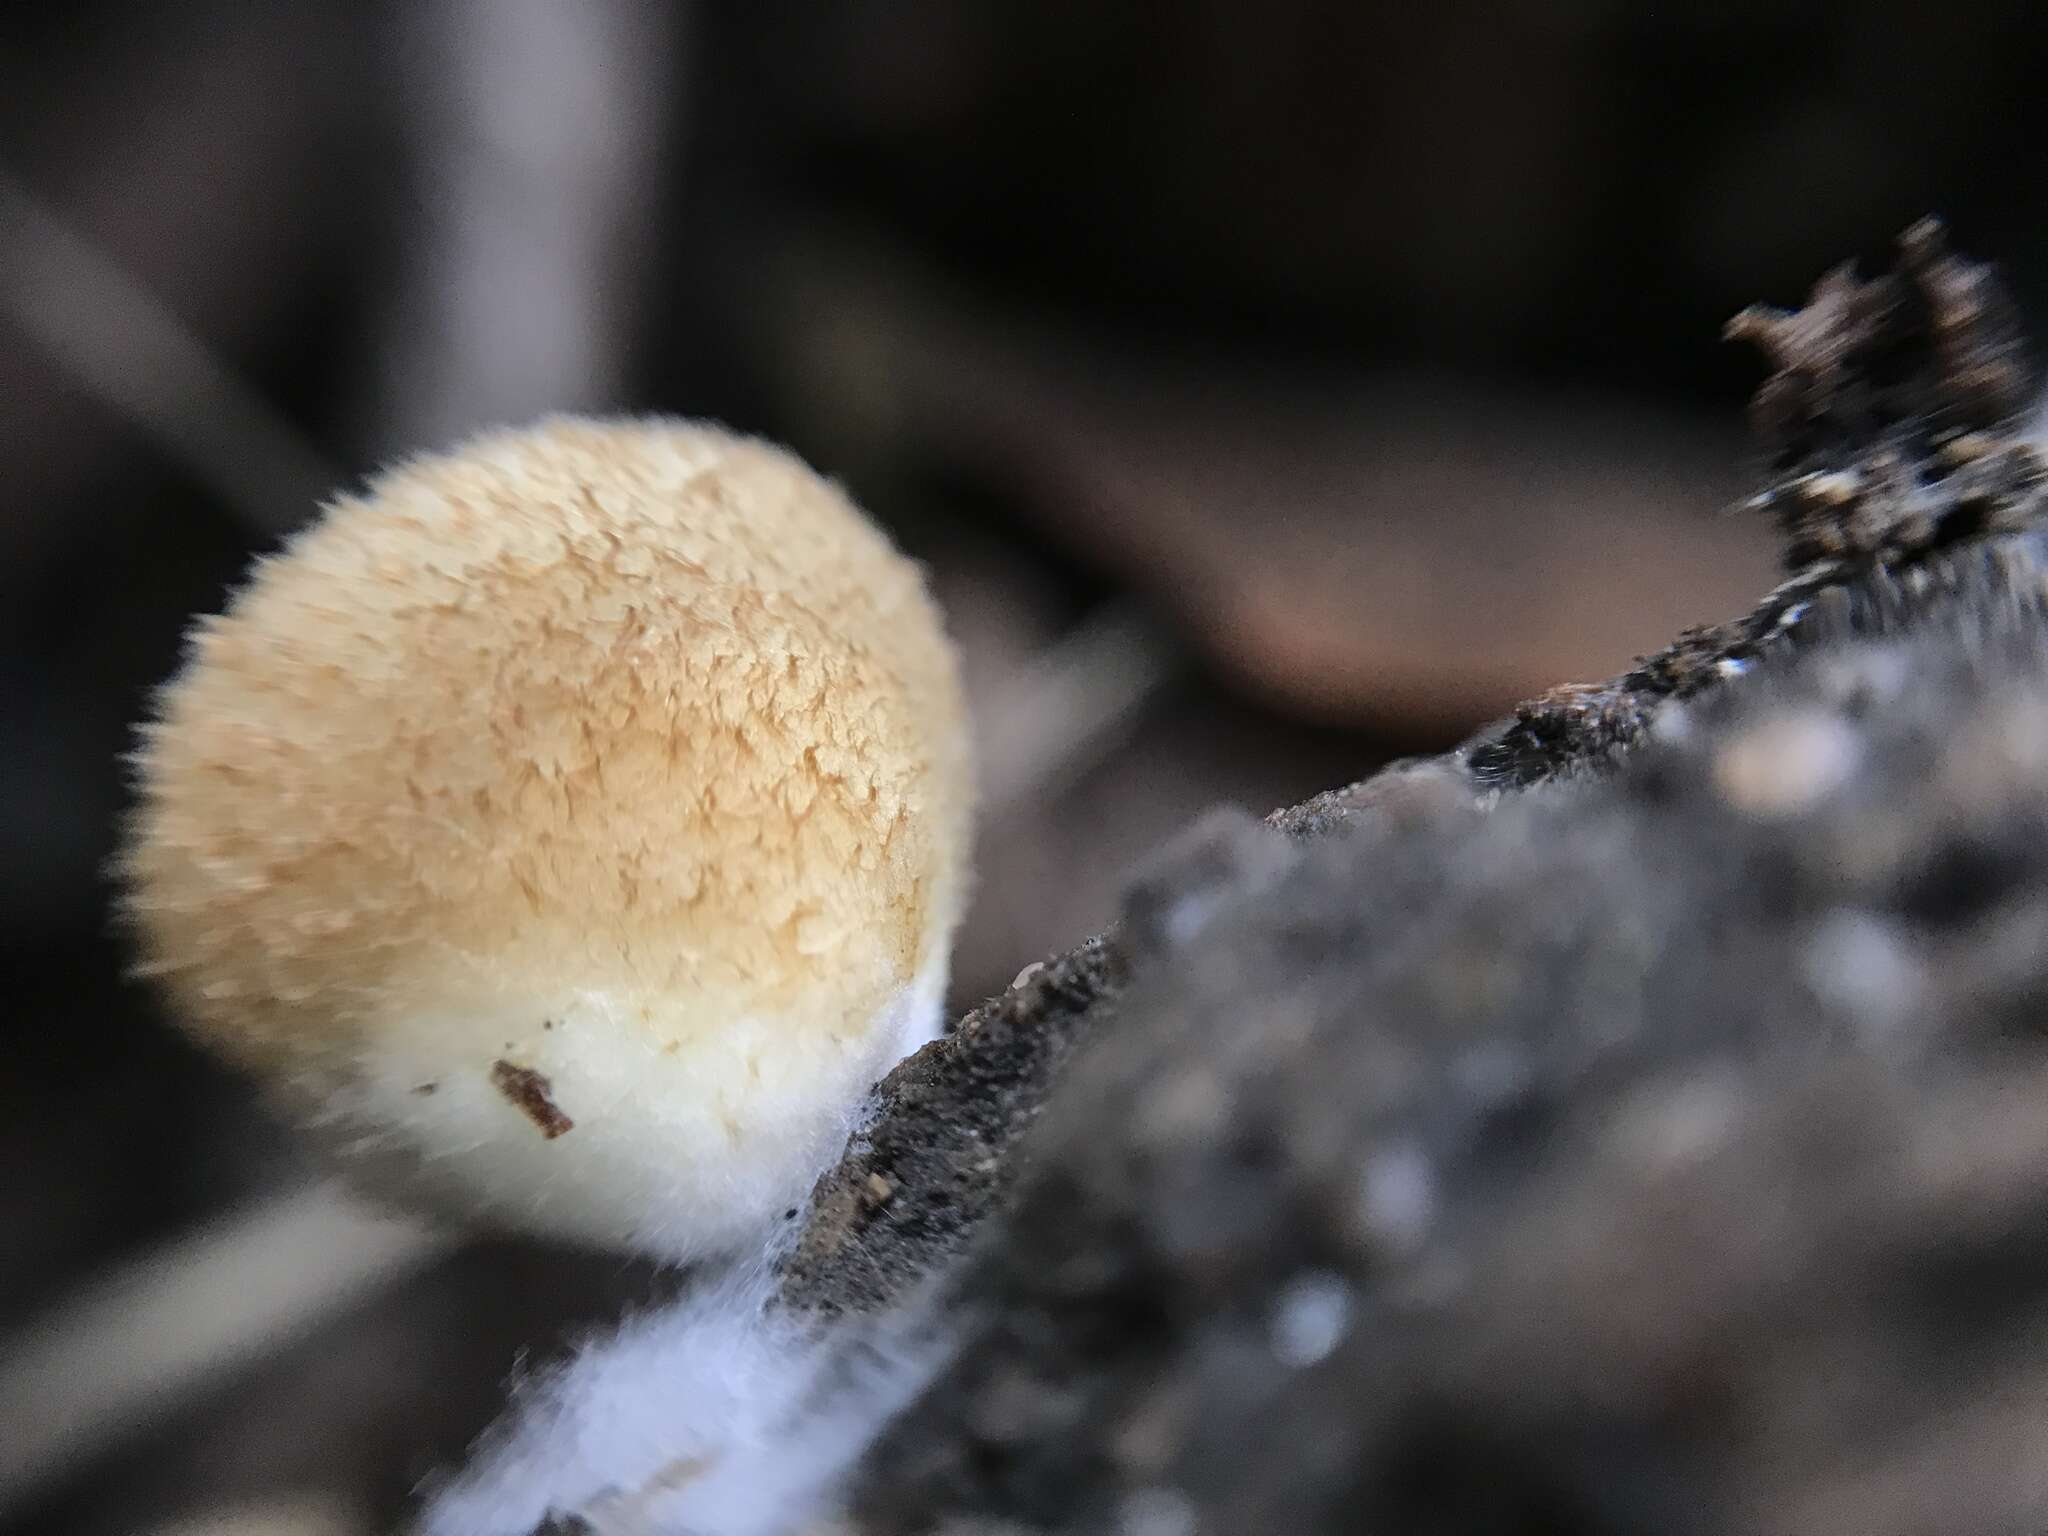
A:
775 936 1131 1319
769 221 2048 1532
851 560 2048 1533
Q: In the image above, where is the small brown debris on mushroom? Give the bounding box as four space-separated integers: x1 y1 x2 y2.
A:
491 1059 574 1139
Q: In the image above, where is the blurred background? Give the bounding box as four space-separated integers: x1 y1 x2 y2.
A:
5 4 2048 1532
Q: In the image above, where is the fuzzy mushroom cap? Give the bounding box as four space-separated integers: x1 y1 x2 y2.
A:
122 418 973 1260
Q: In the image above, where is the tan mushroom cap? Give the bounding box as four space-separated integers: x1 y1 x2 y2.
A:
122 418 972 1259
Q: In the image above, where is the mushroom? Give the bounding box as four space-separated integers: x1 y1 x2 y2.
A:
120 417 973 1263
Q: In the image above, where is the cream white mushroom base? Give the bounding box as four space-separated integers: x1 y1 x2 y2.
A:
123 418 972 1263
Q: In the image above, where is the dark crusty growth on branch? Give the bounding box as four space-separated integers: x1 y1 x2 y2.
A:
1466 218 2048 790
1728 217 2040 571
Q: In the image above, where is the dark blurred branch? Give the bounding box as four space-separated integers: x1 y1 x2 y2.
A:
0 172 337 538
